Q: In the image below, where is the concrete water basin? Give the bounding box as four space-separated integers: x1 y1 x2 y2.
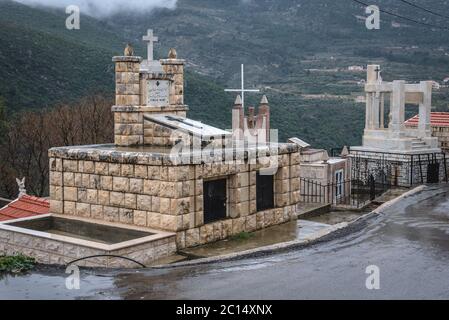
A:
0 214 177 268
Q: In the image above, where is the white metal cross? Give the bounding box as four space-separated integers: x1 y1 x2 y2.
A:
225 64 260 110
142 29 158 61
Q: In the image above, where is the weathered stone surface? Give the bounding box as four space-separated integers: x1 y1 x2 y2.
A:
76 202 91 217
104 206 119 222
136 195 152 211
134 165 148 178
121 164 134 177
50 186 62 201
100 176 113 190
185 228 200 247
160 214 177 231
91 205 103 219
124 193 137 209
144 180 160 195
110 191 125 207
83 161 95 173
151 196 160 213
170 198 190 216
133 210 147 226
98 190 110 205
113 177 129 192
50 172 62 186
49 158 62 172
64 187 77 202
50 200 63 214
236 202 249 216
63 172 75 186
159 197 171 214
147 212 161 229
129 178 143 193
89 174 100 189
95 162 109 175
199 224 214 244
232 217 246 234
63 160 78 172
256 212 265 229
148 166 161 179
64 201 76 215
109 163 121 176
119 208 134 224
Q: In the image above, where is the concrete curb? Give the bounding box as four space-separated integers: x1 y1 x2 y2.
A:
150 185 426 269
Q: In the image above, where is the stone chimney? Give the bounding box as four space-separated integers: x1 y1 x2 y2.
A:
160 48 185 106
112 55 144 146
113 56 142 106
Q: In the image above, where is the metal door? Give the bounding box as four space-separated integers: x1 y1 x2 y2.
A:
203 179 227 224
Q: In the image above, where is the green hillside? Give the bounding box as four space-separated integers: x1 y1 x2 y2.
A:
1 0 449 149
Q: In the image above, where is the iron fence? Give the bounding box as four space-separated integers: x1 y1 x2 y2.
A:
299 175 391 208
349 150 448 187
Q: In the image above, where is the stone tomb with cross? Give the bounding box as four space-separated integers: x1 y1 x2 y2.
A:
44 30 301 267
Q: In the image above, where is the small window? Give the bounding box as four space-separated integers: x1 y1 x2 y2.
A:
256 171 274 211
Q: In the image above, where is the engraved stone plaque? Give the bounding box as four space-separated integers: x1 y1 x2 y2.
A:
147 80 169 106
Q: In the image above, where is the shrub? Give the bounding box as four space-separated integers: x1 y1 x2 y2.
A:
0 254 36 274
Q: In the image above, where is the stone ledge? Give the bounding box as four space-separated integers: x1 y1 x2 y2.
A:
112 56 143 63
48 143 299 165
111 105 189 112
160 59 185 65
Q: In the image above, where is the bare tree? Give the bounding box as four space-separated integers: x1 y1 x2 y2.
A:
0 94 113 198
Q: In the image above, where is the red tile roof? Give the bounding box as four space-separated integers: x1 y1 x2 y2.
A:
0 195 49 222
405 112 449 127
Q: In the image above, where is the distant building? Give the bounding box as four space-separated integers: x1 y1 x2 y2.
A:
348 66 364 72
405 112 449 153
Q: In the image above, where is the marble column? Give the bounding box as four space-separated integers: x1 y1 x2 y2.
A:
390 80 405 136
418 81 432 138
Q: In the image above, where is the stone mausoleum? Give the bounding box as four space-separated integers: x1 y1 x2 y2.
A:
21 30 301 267
350 65 447 187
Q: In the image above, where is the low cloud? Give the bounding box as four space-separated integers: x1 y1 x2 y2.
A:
15 0 177 17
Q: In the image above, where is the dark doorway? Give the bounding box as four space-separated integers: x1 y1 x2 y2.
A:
427 163 440 184
203 179 227 224
256 172 274 211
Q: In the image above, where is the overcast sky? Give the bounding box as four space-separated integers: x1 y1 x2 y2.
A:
14 0 177 17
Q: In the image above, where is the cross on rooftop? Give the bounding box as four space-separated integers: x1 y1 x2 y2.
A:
375 66 382 82
225 64 260 111
142 29 158 61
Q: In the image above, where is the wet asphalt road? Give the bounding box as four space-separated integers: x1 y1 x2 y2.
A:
1 185 449 299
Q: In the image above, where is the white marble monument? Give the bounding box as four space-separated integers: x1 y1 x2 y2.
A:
351 65 440 154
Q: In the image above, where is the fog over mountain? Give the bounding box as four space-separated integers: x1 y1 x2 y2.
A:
14 0 177 17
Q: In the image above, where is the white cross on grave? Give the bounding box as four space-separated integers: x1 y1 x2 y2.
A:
225 64 260 111
143 29 158 61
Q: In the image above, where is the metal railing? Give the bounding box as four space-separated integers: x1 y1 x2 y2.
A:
299 175 391 208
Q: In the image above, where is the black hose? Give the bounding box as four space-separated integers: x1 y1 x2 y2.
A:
67 254 146 268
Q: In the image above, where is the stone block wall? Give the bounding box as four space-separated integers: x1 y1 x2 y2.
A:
49 146 301 249
0 227 176 268
113 106 188 146
431 126 449 153
349 151 447 187
113 56 142 106
49 158 197 233
161 59 184 105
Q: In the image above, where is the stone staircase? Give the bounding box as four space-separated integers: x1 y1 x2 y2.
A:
411 138 428 150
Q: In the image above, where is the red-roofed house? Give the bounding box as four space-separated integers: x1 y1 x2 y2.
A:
0 195 49 222
405 112 449 152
